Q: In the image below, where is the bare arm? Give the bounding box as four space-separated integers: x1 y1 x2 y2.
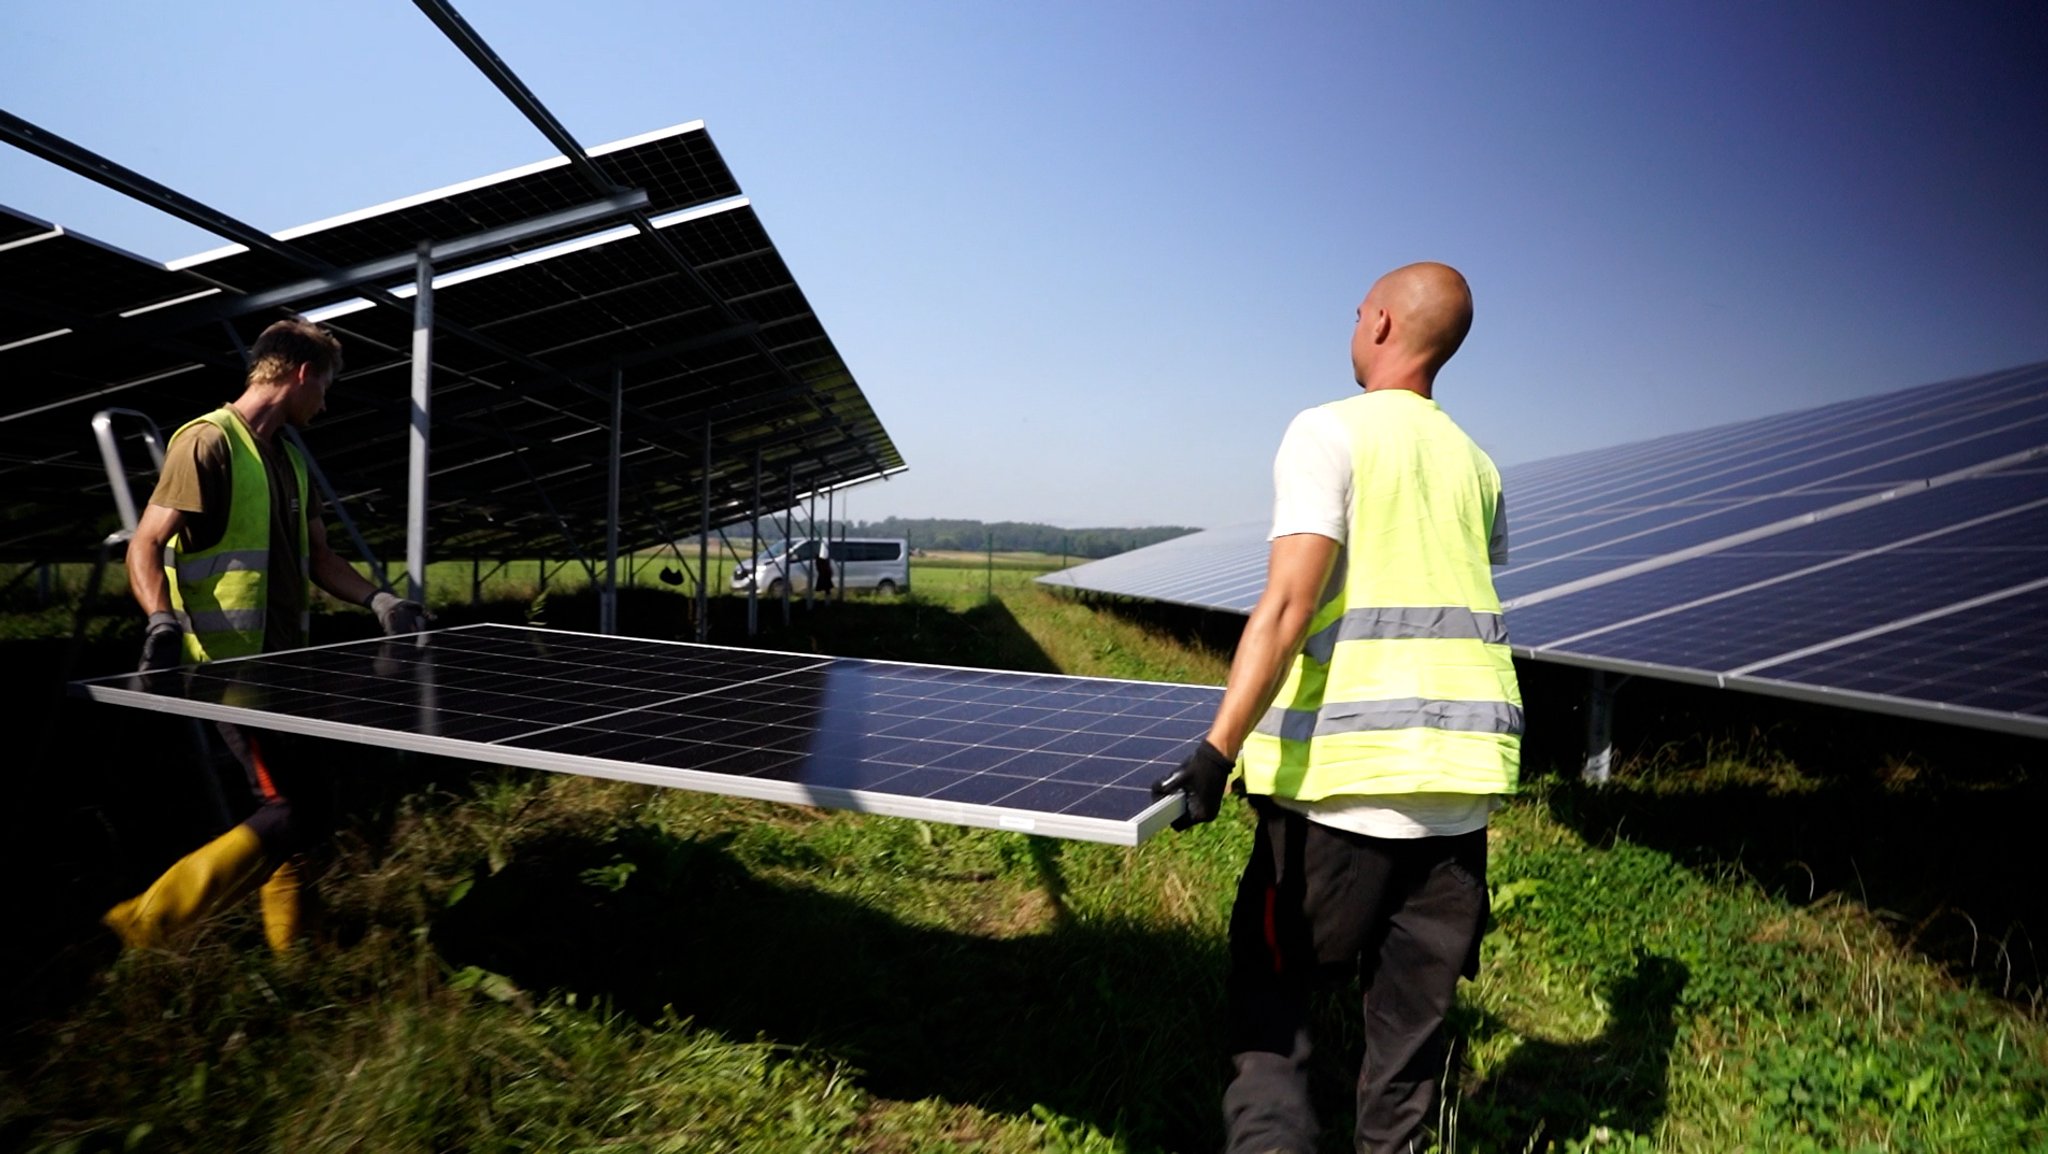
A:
1205 532 1340 757
126 503 187 617
307 514 380 607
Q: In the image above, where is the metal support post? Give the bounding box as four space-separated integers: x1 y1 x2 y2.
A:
834 489 845 604
603 369 623 635
748 450 761 637
1583 670 1627 785
782 467 794 625
698 421 712 642
406 243 433 605
285 427 386 586
805 491 817 612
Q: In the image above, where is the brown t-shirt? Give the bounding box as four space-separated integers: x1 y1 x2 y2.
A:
148 408 312 652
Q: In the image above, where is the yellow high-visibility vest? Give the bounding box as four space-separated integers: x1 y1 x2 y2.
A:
1239 389 1521 800
165 408 310 663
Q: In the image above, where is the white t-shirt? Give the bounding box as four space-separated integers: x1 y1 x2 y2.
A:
1265 401 1508 839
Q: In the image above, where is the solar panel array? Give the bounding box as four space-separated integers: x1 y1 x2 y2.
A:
1040 362 2048 737
72 624 1215 845
0 122 901 563
1037 520 1272 615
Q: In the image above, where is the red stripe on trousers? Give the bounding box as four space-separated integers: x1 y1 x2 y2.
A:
247 734 281 801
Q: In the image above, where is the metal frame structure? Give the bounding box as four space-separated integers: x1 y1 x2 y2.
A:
1 1 905 638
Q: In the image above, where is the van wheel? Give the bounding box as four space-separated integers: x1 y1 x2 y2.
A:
767 578 785 597
876 579 898 595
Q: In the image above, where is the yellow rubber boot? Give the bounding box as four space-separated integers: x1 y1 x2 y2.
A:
102 823 270 951
259 857 307 953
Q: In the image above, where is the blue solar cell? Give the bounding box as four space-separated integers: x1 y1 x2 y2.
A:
1721 474 2048 558
1046 360 2048 734
1496 556 1658 602
1709 402 2048 496
1563 501 2048 672
75 625 1219 844
1037 520 1268 611
1507 511 1596 552
1503 371 2046 525
1508 555 1820 647
1511 408 1910 519
1754 587 2048 717
1060 785 1163 821
1513 369 2048 517
1508 493 1850 565
1513 478 2048 646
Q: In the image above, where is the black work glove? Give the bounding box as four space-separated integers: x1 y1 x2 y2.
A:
139 610 184 673
368 591 429 635
1152 740 1235 830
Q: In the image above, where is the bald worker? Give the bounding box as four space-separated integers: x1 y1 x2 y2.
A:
1153 263 1521 1152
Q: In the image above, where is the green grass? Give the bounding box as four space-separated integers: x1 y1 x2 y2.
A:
2 549 1059 627
5 562 2047 1152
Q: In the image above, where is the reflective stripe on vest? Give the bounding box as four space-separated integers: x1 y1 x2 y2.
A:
1239 390 1522 801
1299 605 1509 663
1255 698 1525 742
164 408 309 664
163 548 269 581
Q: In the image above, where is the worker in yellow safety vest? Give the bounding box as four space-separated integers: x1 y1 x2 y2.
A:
1152 263 1519 1154
104 317 426 954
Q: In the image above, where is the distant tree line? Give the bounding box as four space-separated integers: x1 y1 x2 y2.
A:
839 518 1198 559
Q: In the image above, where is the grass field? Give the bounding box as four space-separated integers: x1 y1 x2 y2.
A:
3 555 2045 1151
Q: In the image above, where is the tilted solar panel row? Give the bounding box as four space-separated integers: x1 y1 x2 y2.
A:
0 122 901 564
1039 361 2048 736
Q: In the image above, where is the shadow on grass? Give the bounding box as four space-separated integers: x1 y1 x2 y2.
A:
1050 590 1246 667
1448 952 1690 1151
445 582 1068 674
1516 661 2048 1001
432 824 1225 1150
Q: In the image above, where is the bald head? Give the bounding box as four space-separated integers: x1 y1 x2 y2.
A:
1351 262 1474 393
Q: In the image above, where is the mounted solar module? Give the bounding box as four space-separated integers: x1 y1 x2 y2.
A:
1 119 902 566
1036 520 1270 614
1039 360 2048 737
170 122 740 295
71 624 1214 845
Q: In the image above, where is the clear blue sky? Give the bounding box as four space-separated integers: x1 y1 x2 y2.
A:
4 1 2044 529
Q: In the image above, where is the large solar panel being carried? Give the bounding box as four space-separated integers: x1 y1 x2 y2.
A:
1040 361 2048 737
72 624 1217 845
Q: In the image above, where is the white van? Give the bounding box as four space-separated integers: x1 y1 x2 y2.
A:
731 537 910 596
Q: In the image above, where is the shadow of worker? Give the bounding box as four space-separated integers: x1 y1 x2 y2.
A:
1456 951 1689 1150
431 825 1228 1150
